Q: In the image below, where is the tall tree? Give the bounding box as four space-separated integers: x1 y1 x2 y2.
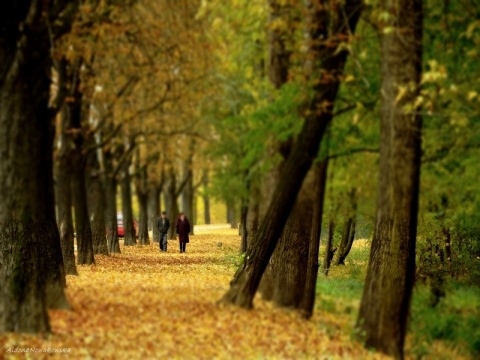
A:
356 0 423 357
219 0 363 308
0 0 76 333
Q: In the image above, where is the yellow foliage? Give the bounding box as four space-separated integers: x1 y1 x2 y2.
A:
1 227 385 360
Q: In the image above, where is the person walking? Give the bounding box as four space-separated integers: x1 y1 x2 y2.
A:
176 212 191 253
157 211 170 252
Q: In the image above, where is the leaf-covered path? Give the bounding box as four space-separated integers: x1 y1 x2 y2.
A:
1 227 386 359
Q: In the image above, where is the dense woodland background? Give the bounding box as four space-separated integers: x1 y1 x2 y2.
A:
0 0 479 359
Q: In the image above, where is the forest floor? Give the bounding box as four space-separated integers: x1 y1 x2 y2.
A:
0 226 476 359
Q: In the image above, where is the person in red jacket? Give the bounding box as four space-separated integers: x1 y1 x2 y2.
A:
176 212 190 253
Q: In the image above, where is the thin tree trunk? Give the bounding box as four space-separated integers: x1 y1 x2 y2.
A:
323 219 336 276
219 0 362 309
120 158 136 246
356 0 423 357
246 182 260 249
0 1 73 332
148 186 160 241
340 217 356 263
240 200 249 253
202 170 211 224
137 190 149 245
104 148 120 253
335 217 353 265
227 200 237 228
300 158 329 318
164 168 179 240
55 69 78 274
68 60 94 265
181 162 194 234
86 132 108 255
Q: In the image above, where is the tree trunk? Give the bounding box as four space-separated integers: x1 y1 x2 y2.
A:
335 217 353 265
340 217 356 263
120 158 136 246
323 218 336 276
86 132 108 255
240 201 249 253
55 59 77 274
202 170 211 224
103 147 120 253
0 1 73 332
246 182 261 249
356 0 423 357
300 158 329 318
148 186 160 242
227 199 237 228
137 190 149 245
181 163 194 234
68 61 94 265
219 0 362 308
55 103 78 275
271 173 313 308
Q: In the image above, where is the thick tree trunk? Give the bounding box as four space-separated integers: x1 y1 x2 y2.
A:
55 105 78 275
0 1 72 332
219 0 362 309
300 158 329 318
202 170 211 224
271 174 313 308
104 149 120 253
356 0 423 357
86 132 108 255
120 158 136 246
148 186 160 241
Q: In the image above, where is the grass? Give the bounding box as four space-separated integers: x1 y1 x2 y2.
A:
318 238 480 359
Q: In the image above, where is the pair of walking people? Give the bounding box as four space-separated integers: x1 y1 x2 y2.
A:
157 211 190 253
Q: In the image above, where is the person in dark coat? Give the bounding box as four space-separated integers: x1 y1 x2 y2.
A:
157 211 170 252
176 212 190 253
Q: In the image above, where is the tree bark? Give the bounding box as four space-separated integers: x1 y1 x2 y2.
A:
356 0 423 357
0 1 74 332
219 0 363 308
120 157 137 246
300 158 329 318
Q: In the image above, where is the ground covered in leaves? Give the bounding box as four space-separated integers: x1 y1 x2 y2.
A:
0 226 474 359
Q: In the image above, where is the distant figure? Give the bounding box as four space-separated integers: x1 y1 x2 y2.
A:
176 212 191 253
157 211 170 252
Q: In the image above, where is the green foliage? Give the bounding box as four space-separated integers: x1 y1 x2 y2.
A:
410 283 480 357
